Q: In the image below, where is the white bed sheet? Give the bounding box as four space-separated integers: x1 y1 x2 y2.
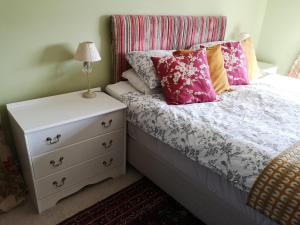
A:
105 81 138 101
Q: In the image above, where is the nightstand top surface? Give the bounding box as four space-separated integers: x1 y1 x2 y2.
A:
7 90 127 133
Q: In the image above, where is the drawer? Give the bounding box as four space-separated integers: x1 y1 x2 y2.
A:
35 152 123 199
26 110 124 156
32 130 124 179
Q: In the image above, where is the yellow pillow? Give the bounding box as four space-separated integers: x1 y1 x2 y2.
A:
173 46 230 94
241 38 260 80
205 45 231 94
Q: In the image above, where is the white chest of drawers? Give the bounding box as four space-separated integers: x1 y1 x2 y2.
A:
7 89 127 213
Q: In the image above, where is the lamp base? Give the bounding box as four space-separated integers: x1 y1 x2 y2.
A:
82 90 97 98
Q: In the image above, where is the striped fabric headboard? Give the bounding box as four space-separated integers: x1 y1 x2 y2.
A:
111 15 227 82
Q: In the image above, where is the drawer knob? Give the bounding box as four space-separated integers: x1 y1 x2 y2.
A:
49 157 64 168
101 119 112 128
46 134 61 145
52 177 66 188
102 158 113 167
102 140 113 149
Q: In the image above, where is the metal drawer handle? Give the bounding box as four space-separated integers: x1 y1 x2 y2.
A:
101 119 112 128
102 158 113 167
102 140 113 149
52 177 66 188
49 157 64 168
46 134 61 144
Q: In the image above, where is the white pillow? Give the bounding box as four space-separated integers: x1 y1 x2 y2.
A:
122 69 160 94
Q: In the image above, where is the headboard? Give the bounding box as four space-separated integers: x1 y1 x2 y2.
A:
111 15 227 82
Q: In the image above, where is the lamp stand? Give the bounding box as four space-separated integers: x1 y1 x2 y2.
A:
82 61 96 98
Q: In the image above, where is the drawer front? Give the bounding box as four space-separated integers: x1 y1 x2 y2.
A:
35 152 123 199
27 110 124 156
32 130 124 179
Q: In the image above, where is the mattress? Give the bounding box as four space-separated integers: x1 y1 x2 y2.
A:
127 122 278 225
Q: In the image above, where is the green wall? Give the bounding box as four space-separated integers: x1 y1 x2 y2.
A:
0 0 267 129
256 0 300 74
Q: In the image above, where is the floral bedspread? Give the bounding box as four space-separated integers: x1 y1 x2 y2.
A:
121 75 300 192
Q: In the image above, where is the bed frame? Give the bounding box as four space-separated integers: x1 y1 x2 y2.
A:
111 15 278 225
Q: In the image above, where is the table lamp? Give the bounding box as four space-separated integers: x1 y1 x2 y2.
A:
74 42 101 98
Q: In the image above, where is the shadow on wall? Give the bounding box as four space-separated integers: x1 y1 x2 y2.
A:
2 17 112 149
39 43 74 78
1 44 77 148
37 43 89 95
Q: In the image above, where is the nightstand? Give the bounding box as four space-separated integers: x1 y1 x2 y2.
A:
258 61 278 75
7 89 127 213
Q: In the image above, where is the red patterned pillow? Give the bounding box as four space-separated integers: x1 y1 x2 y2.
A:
151 49 217 105
221 41 249 85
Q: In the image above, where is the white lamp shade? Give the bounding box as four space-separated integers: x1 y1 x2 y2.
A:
74 42 101 62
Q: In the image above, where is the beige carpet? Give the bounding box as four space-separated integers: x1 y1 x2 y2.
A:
0 167 142 225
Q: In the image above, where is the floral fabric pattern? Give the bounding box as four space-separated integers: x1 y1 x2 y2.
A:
0 127 26 212
121 77 300 192
126 50 174 89
221 41 249 85
190 41 249 85
151 49 217 105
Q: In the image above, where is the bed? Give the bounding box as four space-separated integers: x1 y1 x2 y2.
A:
108 15 300 225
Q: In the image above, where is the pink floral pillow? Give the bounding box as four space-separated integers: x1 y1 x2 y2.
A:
221 41 249 85
151 49 217 105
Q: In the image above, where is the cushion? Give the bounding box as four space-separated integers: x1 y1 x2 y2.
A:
126 50 174 89
241 38 260 80
174 45 231 94
151 49 217 105
220 41 249 85
190 41 249 85
121 69 160 94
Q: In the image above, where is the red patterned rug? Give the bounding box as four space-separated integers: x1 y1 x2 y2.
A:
58 177 205 225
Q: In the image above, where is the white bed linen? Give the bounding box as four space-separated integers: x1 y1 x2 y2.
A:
105 81 138 101
120 74 300 192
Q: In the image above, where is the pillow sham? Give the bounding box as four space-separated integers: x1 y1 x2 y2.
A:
151 49 217 105
190 41 249 85
126 50 174 89
122 69 160 94
241 38 260 81
174 45 231 94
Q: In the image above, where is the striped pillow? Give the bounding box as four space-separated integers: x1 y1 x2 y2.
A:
126 50 174 89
